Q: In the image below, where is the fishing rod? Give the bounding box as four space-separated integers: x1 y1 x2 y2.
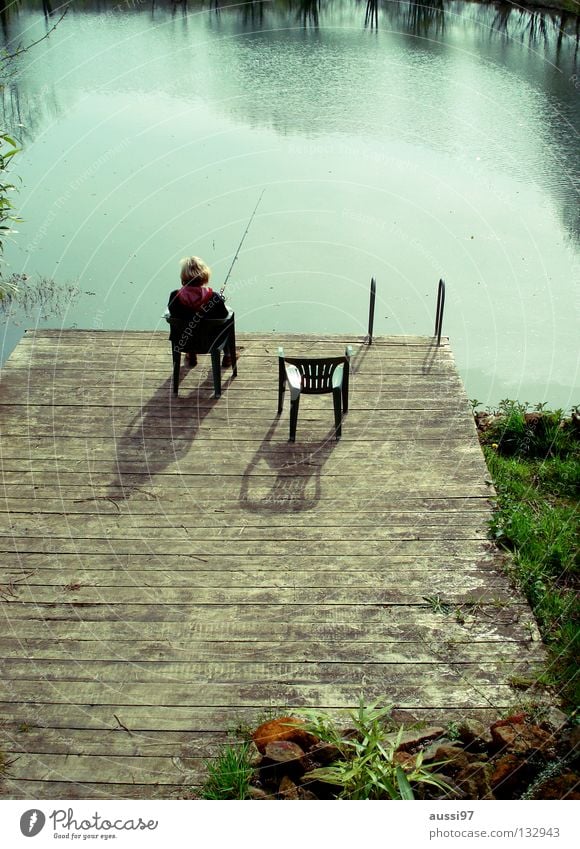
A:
220 188 265 296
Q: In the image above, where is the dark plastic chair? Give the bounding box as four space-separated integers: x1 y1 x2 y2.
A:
277 346 352 442
166 310 237 399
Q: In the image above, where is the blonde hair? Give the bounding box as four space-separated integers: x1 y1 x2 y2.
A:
180 256 211 286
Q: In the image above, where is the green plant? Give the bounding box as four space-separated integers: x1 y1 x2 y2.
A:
482 401 572 459
297 697 452 800
423 594 453 615
0 132 21 299
446 721 461 741
200 743 254 800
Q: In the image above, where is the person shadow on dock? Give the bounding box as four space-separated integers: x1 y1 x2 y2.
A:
106 369 226 504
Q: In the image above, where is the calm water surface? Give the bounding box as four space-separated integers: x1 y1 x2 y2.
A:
1 0 579 407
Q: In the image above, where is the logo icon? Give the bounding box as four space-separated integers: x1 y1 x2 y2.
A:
20 810 46 837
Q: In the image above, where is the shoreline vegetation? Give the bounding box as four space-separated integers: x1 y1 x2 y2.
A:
474 400 579 713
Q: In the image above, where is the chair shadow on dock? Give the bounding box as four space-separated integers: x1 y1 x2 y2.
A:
239 419 338 513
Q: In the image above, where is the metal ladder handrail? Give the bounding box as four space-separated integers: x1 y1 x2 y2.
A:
367 277 376 345
434 278 446 346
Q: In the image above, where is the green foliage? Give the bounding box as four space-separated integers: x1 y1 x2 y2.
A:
423 594 453 614
446 721 461 741
482 405 579 710
482 400 573 459
298 697 452 800
200 743 254 800
0 132 21 300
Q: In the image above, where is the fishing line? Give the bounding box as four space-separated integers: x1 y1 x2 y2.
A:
220 188 266 296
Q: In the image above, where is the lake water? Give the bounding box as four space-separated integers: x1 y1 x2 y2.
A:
1 0 579 408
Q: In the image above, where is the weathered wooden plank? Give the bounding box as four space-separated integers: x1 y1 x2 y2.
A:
0 615 536 643
0 404 470 424
0 751 204 784
16 330 449 346
1 601 531 632
0 458 489 481
2 728 227 758
0 778 185 799
0 483 496 500
0 499 494 517
0 551 501 572
7 349 452 369
0 515 491 540
0 679 522 709
0 391 468 410
0 704 504 735
0 658 540 687
0 422 475 443
8 582 506 606
0 566 507 589
0 638 544 663
0 537 492 555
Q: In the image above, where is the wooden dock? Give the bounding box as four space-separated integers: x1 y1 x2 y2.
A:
0 330 544 799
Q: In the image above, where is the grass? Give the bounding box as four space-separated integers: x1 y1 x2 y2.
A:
476 401 579 712
199 742 255 800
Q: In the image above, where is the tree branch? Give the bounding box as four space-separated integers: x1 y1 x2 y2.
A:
0 5 69 69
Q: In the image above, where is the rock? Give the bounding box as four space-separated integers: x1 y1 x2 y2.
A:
339 727 362 742
458 719 493 748
278 775 300 799
558 725 580 763
297 787 319 800
395 726 446 753
264 740 306 767
393 750 416 768
432 745 474 774
535 771 580 800
245 741 263 768
490 754 532 798
307 742 342 765
421 739 454 762
248 786 272 800
431 773 465 799
491 722 553 756
543 707 568 734
252 717 317 754
455 762 495 800
490 713 526 733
